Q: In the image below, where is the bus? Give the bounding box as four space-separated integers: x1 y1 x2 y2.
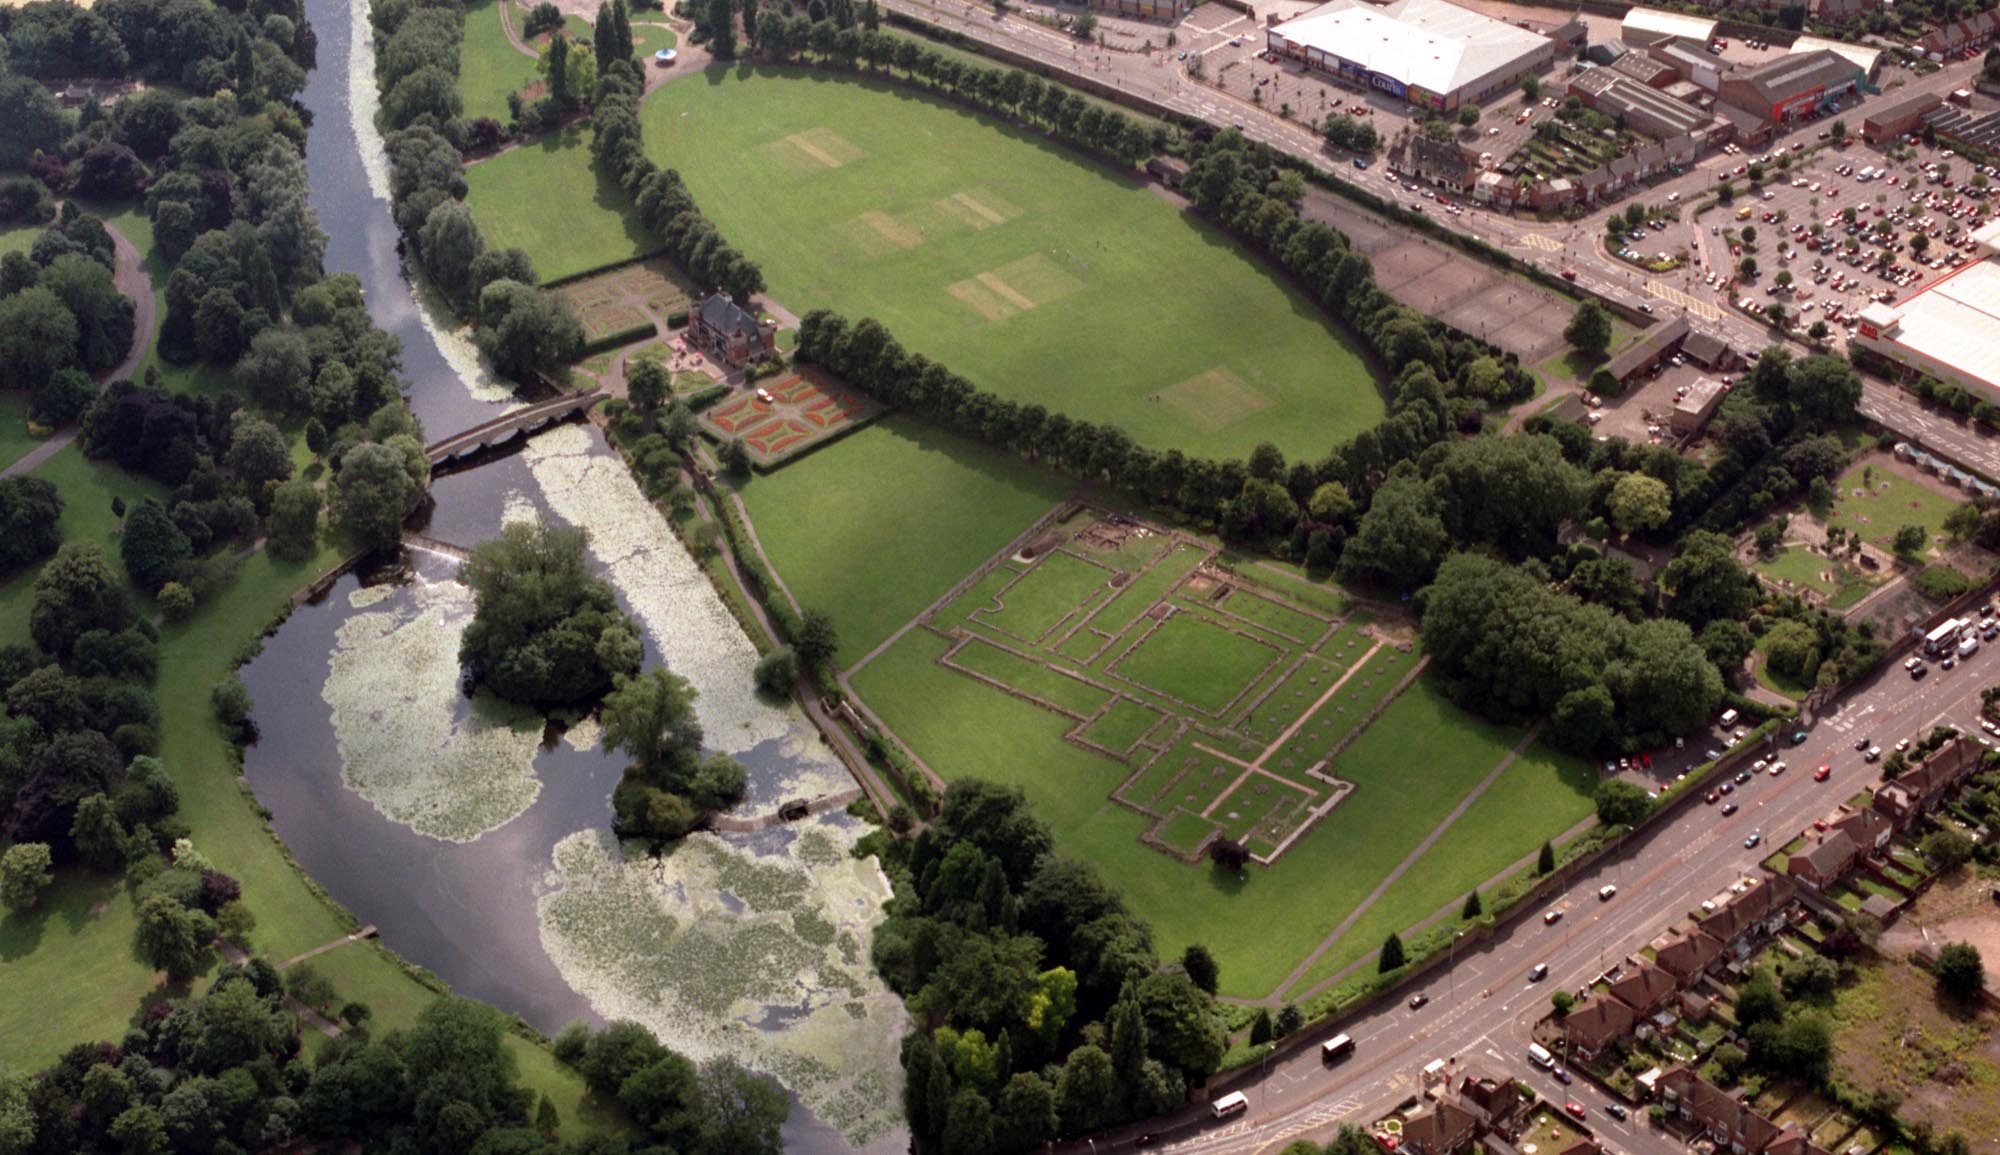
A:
1925 617 1970 656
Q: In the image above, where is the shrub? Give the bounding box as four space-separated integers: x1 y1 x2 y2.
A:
753 646 799 697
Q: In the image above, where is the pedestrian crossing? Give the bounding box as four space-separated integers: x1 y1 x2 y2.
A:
1643 279 1724 323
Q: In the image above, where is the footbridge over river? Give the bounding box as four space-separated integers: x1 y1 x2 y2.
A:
424 390 608 471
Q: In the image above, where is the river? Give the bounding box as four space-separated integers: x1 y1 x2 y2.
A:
241 3 909 1149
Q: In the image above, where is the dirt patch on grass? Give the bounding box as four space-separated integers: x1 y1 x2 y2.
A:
1833 892 2000 1149
860 210 922 250
941 189 1021 229
947 278 1019 322
1152 368 1274 432
786 127 863 168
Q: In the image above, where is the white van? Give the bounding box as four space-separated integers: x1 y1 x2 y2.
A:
1719 708 1740 728
1960 636 1979 658
1211 1091 1249 1119
1321 1033 1356 1063
1527 1043 1554 1069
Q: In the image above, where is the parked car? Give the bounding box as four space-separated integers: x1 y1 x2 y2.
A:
1721 802 1739 816
1408 994 1429 1010
1544 909 1564 925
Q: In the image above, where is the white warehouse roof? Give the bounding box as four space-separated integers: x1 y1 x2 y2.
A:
1868 260 2000 395
1790 34 1881 77
1620 7 1716 44
1269 0 1551 97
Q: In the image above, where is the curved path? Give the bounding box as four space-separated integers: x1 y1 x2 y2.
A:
3 218 155 479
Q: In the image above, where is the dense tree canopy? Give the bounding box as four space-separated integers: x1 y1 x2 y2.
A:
458 519 642 706
1423 552 1722 752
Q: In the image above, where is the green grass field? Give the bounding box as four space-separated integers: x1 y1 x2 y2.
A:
631 22 677 57
1823 458 1961 553
460 0 543 123
0 870 158 1071
0 225 36 258
978 550 1113 643
641 66 1383 460
853 597 1575 998
1283 733 1594 999
737 415 1069 667
1114 613 1282 715
1754 545 1840 596
464 124 658 283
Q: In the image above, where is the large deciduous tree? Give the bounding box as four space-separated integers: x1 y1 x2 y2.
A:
458 519 642 706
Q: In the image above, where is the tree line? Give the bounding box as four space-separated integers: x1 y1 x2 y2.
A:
873 781 1227 1154
748 11 1158 169
589 50 767 301
0 961 788 1155
369 0 587 383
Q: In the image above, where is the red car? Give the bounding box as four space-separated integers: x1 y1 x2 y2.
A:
1565 1101 1587 1120
1705 790 1721 804
1814 765 1832 782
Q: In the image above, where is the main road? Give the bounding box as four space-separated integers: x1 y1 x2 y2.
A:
1055 630 1994 1155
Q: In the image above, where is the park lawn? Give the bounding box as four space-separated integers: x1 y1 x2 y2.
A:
641 66 1385 461
738 415 1069 668
460 0 542 124
0 446 170 649
0 392 40 471
631 22 676 56
854 629 1538 998
1754 545 1839 596
1283 737 1593 1001
0 224 36 258
0 869 160 1071
464 124 658 283
1823 459 1961 552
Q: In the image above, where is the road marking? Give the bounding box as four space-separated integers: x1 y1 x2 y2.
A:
1643 279 1723 322
1519 233 1563 252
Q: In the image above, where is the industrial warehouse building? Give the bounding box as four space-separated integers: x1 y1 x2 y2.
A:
1618 7 1715 49
1569 69 1714 140
1264 0 1556 112
1715 50 1866 128
1853 223 2000 403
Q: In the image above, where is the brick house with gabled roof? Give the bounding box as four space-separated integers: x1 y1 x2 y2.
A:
1451 1067 1522 1128
1657 1068 1836 1155
1389 134 1480 196
689 292 777 368
1787 829 1863 890
1692 875 1796 957
1653 926 1726 984
1608 960 1679 1016
1402 1098 1482 1155
1564 995 1637 1060
1658 1068 1782 1153
1873 737 1983 830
